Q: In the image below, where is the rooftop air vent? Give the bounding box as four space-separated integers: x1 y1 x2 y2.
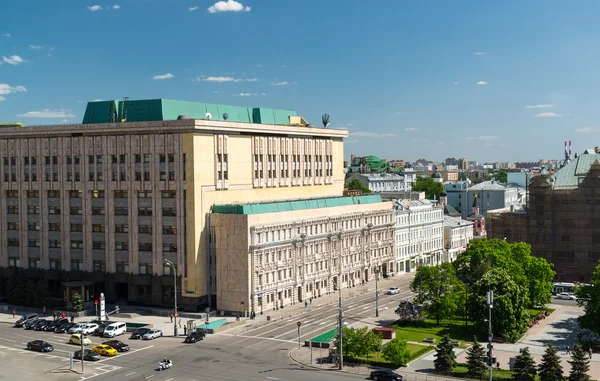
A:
177 115 192 120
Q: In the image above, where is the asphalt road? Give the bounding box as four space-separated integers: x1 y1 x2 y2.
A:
549 297 579 306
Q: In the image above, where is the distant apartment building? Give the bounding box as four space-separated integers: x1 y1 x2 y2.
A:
347 170 417 193
442 216 474 263
210 195 395 313
0 98 347 309
393 199 444 273
444 180 524 219
458 158 469 171
445 158 458 166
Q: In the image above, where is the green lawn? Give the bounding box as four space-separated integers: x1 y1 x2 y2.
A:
438 363 518 381
345 343 434 368
392 318 477 348
525 307 555 318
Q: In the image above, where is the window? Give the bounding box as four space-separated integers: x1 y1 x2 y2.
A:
163 226 177 235
49 259 61 269
92 241 106 250
49 239 61 248
162 207 177 216
120 155 126 164
162 191 176 198
48 190 60 198
138 190 152 198
7 222 19 230
29 258 40 268
71 259 83 270
69 190 82 198
93 261 106 272
27 206 40 214
89 155 95 164
91 190 105 198
92 224 105 232
115 241 129 251
112 155 118 164
26 190 39 198
561 235 571 243
70 207 82 215
163 265 172 275
92 207 105 215
143 154 151 163
70 240 84 249
28 239 40 247
114 190 128 198
116 261 129 273
49 223 61 232
6 190 18 198
8 258 20 267
139 242 153 252
139 225 152 234
28 222 40 231
71 223 84 232
139 263 153 275
49 206 61 215
163 243 177 252
135 154 141 163
138 207 152 216
115 207 128 216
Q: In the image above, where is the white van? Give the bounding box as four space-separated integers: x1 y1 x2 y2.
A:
103 322 127 338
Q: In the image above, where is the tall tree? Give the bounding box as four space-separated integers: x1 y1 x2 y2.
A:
510 242 555 307
411 176 444 200
72 292 83 312
346 178 371 194
538 344 563 381
382 338 411 368
512 347 537 381
493 170 508 183
394 300 424 325
577 329 599 351
410 262 464 325
433 335 457 374
568 345 591 381
465 335 487 378
577 264 600 335
468 268 528 342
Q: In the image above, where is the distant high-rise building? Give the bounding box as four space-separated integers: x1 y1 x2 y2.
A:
445 157 458 166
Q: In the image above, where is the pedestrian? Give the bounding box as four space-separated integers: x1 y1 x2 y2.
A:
12 309 16 319
304 301 308 308
42 306 46 317
70 315 74 323
184 326 187 335
61 312 66 319
566 345 571 354
309 297 312 305
170 313 173 323
589 348 593 359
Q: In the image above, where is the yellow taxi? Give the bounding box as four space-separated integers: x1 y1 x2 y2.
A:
92 344 118 357
69 334 92 346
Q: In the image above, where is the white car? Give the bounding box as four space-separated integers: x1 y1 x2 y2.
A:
557 292 577 300
142 329 163 340
81 323 99 335
387 287 400 295
68 323 85 334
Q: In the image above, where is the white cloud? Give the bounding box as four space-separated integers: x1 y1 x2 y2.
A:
1 33 10 37
345 140 359 144
575 127 600 133
453 81 459 85
0 84 27 96
245 78 259 82
524 62 531 66
153 73 174 80
474 52 486 55
2 55 28 65
208 0 251 13
112 5 120 9
476 81 488 85
256 64 262 67
60 119 70 123
189 6 199 11
197 76 258 83
526 104 557 109
395 111 403 115
280 65 287 68
411 139 429 142
235 92 265 96
484 142 495 146
465 136 500 141
404 128 419 131
0 96 5 101
534 112 569 117
29 45 44 50
88 5 102 11
92 99 104 102
270 81 297 86
350 131 396 138
17 109 75 118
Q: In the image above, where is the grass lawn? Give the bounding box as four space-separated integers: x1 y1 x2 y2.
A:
346 343 434 368
438 363 518 381
525 307 555 318
392 318 477 348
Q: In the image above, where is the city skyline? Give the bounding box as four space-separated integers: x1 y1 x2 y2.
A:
2 0 600 162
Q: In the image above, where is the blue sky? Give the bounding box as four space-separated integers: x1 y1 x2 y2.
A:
1 0 599 163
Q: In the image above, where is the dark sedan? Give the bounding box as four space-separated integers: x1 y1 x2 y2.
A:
94 322 112 337
56 322 75 333
26 340 54 352
130 328 150 339
34 320 50 331
23 318 40 330
102 340 130 352
46 318 69 332
184 331 206 343
369 370 403 381
74 349 101 361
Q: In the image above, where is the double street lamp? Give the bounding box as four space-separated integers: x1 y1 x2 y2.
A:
164 258 178 337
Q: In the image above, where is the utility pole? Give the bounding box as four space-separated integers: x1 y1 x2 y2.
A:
80 333 84 372
487 290 494 381
375 268 380 317
338 287 343 370
165 259 178 337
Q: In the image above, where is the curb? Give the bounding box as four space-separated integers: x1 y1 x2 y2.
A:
288 348 339 372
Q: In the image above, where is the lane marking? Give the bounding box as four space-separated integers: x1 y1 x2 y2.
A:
219 333 294 343
165 378 174 381
144 375 154 379
266 377 280 380
96 345 154 363
125 372 136 376
0 337 16 342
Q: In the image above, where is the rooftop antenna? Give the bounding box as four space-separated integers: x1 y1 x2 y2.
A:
121 97 129 123
322 113 330 128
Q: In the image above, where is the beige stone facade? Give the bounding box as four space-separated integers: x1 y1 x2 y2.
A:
210 200 395 313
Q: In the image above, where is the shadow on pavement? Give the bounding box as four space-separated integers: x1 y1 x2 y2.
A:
523 317 579 348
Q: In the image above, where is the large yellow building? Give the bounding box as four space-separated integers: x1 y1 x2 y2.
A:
0 99 347 308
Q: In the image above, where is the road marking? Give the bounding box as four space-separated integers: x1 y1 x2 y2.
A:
363 306 369 310
12 334 33 339
144 375 154 379
125 372 136 376
96 345 154 363
165 378 174 381
266 377 280 380
219 333 294 343
0 337 16 342
319 322 327 325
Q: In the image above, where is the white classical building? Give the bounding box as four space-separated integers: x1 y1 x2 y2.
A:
442 216 474 263
347 169 417 194
393 199 444 273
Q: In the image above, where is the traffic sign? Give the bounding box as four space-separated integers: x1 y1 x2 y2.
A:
175 312 179 317
94 299 98 305
297 321 301 327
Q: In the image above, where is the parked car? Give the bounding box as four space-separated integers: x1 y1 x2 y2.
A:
26 340 54 352
557 292 577 300
34 320 50 331
92 344 118 357
370 370 403 381
387 287 400 295
94 322 111 336
15 314 38 328
102 340 130 352
56 322 75 333
68 323 85 334
46 318 69 332
23 318 40 330
103 322 127 338
130 328 150 340
142 329 163 340
69 333 92 346
184 331 206 343
81 323 99 335
74 349 101 361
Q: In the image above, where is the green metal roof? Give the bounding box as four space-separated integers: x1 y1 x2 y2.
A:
551 153 600 188
82 99 297 125
212 195 383 215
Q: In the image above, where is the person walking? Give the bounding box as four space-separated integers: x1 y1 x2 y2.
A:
12 309 16 319
566 345 571 354
42 306 46 317
304 301 308 308
170 313 173 323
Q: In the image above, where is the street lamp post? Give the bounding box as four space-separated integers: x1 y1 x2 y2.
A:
164 259 178 337
375 268 380 317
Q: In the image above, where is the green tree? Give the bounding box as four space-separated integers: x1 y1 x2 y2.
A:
411 176 444 200
465 335 487 378
512 347 537 381
433 335 457 374
72 292 83 312
346 178 371 194
510 242 555 307
568 345 591 381
33 280 49 308
458 172 468 181
381 338 411 368
538 344 563 381
410 262 464 325
364 329 383 360
468 268 528 342
493 170 508 183
577 264 600 335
